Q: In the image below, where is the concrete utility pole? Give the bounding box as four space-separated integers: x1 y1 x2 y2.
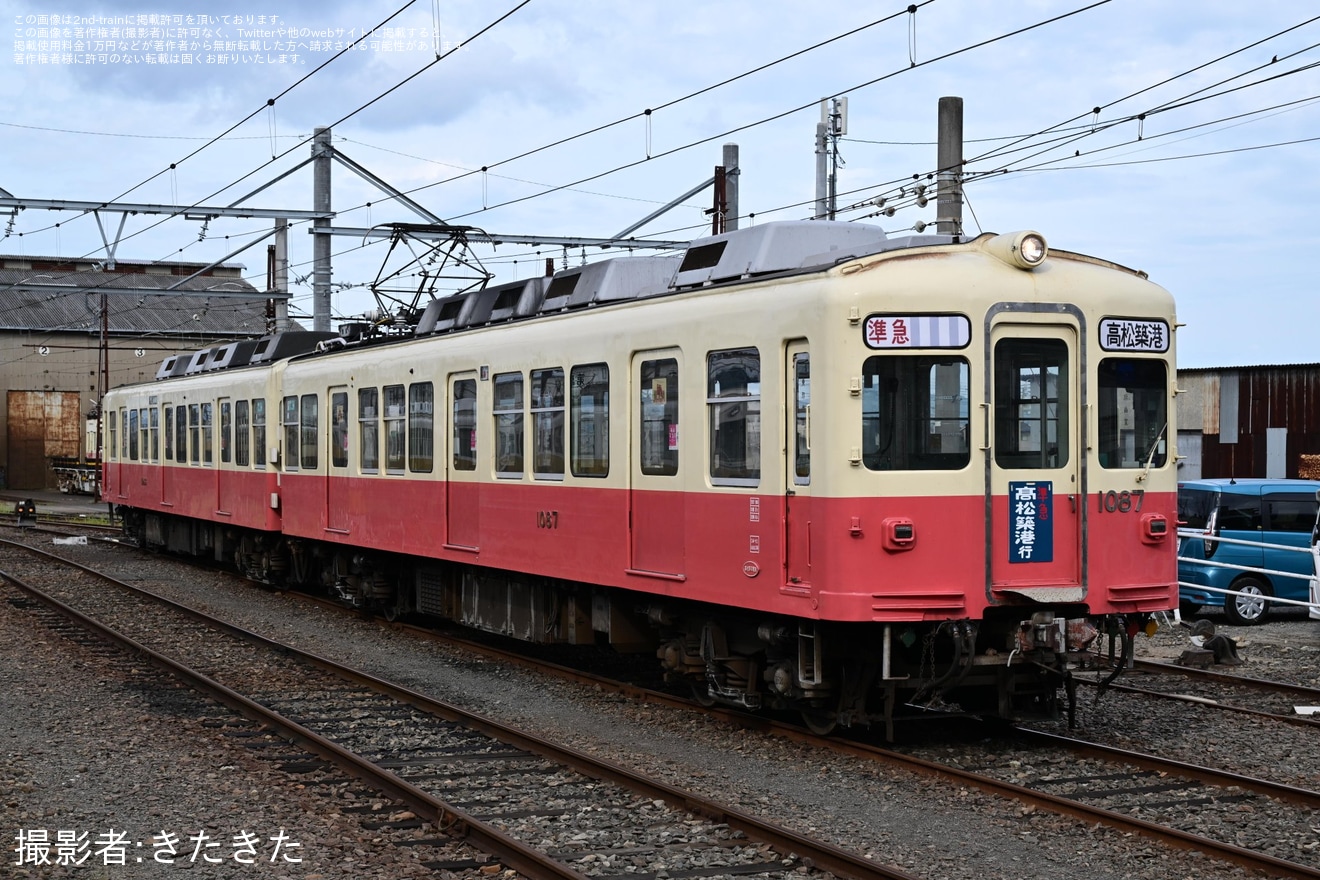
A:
312 127 333 332
723 143 739 231
814 99 847 220
814 122 828 220
936 97 964 237
273 218 290 331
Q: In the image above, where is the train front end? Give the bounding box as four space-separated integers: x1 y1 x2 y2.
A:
814 230 1178 734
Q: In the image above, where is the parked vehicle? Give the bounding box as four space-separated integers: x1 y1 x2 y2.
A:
1177 478 1320 624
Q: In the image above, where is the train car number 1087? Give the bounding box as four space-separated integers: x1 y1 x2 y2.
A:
1096 490 1144 513
536 510 560 529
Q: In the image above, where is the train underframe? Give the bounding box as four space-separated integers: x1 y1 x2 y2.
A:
122 509 1143 739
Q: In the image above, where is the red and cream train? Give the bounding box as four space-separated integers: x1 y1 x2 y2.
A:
102 219 1179 735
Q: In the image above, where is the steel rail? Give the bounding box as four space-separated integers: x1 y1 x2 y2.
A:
1133 658 1320 701
0 566 592 880
371 608 1320 878
0 540 922 880
1080 678 1320 730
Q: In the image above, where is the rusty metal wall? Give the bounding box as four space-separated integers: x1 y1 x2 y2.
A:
0 332 225 489
6 390 81 489
1195 366 1320 479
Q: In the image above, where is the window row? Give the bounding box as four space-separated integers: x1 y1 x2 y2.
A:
108 348 1163 478
861 351 1166 472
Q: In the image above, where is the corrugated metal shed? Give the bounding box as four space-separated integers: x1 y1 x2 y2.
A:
0 256 269 336
1180 363 1320 480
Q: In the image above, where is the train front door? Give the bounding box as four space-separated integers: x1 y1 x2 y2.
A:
629 350 685 578
986 316 1085 600
783 343 812 589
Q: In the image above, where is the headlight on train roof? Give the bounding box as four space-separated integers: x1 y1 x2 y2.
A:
985 230 1049 270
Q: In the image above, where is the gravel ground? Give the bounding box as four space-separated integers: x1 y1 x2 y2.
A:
6 533 1307 879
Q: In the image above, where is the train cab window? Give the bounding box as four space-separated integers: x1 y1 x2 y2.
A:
235 400 250 467
571 363 609 477
384 385 405 473
863 356 970 471
359 388 379 472
149 407 159 462
300 394 318 470
707 348 761 484
220 400 232 464
282 396 299 470
331 391 349 469
121 410 129 459
494 372 525 478
188 405 200 465
531 368 564 479
640 358 678 476
252 398 267 467
163 406 173 461
201 402 214 466
994 339 1068 469
1097 358 1167 469
408 383 433 473
128 409 140 461
175 406 187 464
452 378 477 471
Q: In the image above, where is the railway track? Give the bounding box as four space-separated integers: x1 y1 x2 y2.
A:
8 529 1319 877
1079 658 1320 730
0 538 922 880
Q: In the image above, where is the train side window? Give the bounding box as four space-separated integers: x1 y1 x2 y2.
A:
175 406 187 464
300 393 318 470
108 413 118 461
359 388 379 472
994 338 1068 469
189 404 201 465
220 400 232 464
384 384 405 473
252 398 267 468
149 407 159 462
408 382 434 473
163 405 173 462
452 378 477 471
282 396 299 470
235 400 250 467
707 348 760 484
862 356 970 471
1097 358 1167 469
793 353 810 483
331 391 349 469
201 403 214 466
138 408 148 462
129 409 140 461
121 410 129 459
531 368 564 479
640 358 678 476
571 363 609 477
494 372 525 478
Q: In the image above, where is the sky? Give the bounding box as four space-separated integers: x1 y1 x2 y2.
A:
3 0 1318 368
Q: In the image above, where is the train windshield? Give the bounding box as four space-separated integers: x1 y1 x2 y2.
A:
861 356 970 471
1097 358 1167 469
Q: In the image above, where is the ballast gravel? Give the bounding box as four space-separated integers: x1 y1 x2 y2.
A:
5 533 1305 879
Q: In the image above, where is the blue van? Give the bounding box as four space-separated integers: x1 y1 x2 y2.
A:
1177 478 1320 625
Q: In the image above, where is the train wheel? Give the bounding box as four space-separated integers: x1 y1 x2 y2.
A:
800 708 838 736
690 682 716 707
